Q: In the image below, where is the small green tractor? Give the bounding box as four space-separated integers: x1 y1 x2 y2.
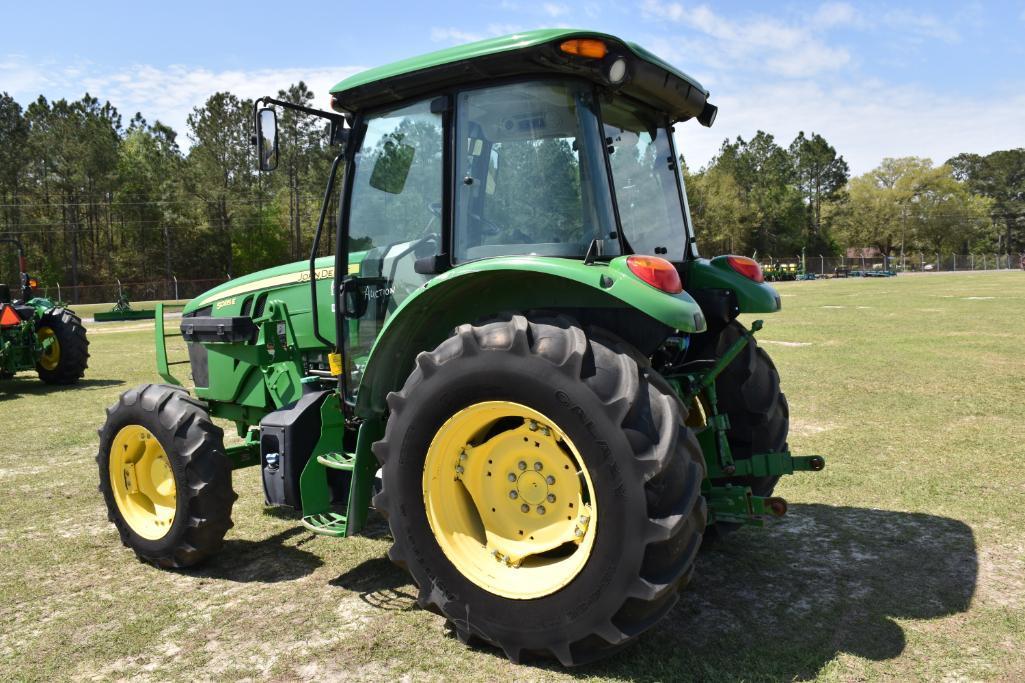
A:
1 238 89 384
97 30 823 666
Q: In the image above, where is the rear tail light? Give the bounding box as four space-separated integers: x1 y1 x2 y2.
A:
626 255 683 294
726 255 764 283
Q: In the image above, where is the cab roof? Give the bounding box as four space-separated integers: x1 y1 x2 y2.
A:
329 29 715 125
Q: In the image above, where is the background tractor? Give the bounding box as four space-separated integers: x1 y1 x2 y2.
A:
97 30 823 666
1 238 89 384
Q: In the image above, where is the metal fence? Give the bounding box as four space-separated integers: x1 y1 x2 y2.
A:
763 253 1023 278
25 253 1025 304
34 278 228 305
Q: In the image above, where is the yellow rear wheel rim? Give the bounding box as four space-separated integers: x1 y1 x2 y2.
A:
36 326 60 371
422 401 597 600
109 425 177 540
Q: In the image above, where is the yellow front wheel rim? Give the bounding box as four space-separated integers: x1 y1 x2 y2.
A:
423 401 597 600
36 327 60 371
109 425 177 540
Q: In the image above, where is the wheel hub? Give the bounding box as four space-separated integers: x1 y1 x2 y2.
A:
516 470 547 505
108 425 177 540
423 401 597 599
36 326 61 371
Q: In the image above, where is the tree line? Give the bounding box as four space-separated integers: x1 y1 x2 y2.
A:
0 84 335 294
684 132 1024 261
1 84 1023 298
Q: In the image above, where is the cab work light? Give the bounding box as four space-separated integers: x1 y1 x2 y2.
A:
726 255 764 283
626 255 683 294
560 39 608 59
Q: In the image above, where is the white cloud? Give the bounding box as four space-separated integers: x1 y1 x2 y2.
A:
811 2 861 29
430 27 486 43
675 79 1025 175
430 23 526 44
638 1 1004 173
1 56 364 146
640 1 851 77
881 10 960 43
542 3 569 18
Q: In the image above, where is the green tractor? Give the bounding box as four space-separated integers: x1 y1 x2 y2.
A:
1 238 89 384
97 30 823 665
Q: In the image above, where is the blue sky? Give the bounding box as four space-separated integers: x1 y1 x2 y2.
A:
2 0 1023 173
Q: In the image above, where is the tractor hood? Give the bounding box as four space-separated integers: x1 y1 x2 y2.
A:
185 257 337 314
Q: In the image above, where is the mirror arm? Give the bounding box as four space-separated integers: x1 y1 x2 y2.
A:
254 96 348 126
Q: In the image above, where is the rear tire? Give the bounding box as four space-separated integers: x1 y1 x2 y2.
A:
97 384 236 568
35 307 88 384
373 314 706 666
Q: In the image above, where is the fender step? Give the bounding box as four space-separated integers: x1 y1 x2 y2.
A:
301 511 349 537
316 452 356 471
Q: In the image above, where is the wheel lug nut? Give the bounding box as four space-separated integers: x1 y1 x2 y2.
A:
521 503 530 513
507 473 517 482
545 475 555 485
455 465 464 474
518 461 527 471
533 461 543 471
509 490 518 499
536 505 546 515
574 528 584 537
547 493 556 503
528 420 538 431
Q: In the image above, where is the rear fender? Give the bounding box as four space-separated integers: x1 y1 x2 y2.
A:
355 255 706 417
683 257 781 314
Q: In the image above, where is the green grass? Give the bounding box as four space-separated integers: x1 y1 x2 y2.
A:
1 272 1023 681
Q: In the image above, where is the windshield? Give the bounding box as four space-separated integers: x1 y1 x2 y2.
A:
601 95 688 262
453 81 620 262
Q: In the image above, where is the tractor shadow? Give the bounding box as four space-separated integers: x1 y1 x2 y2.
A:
189 527 323 583
330 556 418 612
584 503 978 681
329 511 418 611
333 504 977 678
0 377 123 400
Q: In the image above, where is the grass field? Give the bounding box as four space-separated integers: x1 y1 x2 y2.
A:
2 272 1023 682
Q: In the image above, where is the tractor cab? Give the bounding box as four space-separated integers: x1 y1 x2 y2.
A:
344 76 692 296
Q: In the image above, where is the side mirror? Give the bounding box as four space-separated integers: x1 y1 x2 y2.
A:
329 120 350 147
369 139 415 194
256 108 278 171
341 279 369 320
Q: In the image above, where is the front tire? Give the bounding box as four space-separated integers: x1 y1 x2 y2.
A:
373 315 706 666
97 384 236 568
36 307 89 384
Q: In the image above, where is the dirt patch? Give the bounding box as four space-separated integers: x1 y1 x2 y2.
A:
761 340 812 347
789 418 837 437
975 542 1025 609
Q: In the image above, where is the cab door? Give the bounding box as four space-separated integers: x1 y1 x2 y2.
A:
343 99 445 391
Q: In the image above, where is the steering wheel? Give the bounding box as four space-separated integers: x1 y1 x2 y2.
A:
470 212 502 236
